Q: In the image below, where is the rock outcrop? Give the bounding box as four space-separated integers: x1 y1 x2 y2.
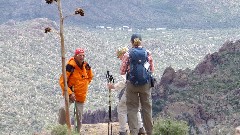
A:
153 39 240 134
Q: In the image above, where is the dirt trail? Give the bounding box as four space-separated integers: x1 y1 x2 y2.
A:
81 122 130 135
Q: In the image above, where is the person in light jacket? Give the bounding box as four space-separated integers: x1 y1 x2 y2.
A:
107 47 145 135
120 34 154 135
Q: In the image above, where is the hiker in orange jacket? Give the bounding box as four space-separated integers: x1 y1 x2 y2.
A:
58 48 93 132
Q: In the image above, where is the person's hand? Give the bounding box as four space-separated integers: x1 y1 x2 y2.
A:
69 93 76 103
107 83 115 90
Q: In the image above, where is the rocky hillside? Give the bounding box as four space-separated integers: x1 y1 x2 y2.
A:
152 40 240 134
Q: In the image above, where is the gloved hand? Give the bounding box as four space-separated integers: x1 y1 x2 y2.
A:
69 93 76 103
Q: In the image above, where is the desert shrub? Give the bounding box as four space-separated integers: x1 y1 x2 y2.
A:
51 125 68 135
50 124 78 135
153 118 189 135
153 99 166 116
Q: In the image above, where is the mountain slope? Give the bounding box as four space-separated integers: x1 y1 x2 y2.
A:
1 0 240 28
151 40 240 134
1 18 240 134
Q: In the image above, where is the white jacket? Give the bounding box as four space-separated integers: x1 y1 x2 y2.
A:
113 75 126 91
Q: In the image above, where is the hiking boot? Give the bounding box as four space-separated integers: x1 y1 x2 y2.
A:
138 127 146 135
119 131 127 135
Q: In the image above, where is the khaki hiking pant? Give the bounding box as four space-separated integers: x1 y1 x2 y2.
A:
126 82 153 135
58 99 84 133
118 88 144 133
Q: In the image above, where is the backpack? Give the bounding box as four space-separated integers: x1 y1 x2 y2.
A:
128 47 150 85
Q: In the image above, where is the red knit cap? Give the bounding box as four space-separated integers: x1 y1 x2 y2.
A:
75 48 85 55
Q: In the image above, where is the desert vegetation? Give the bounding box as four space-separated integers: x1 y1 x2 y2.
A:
1 18 240 134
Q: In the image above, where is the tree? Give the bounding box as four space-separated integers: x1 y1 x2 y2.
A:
44 0 84 134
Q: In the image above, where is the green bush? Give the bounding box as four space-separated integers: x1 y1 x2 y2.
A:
50 125 79 135
153 118 189 135
51 125 68 135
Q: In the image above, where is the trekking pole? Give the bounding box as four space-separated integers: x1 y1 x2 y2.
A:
106 71 114 135
75 102 80 132
73 102 77 131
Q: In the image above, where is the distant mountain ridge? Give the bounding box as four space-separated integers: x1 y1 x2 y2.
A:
1 0 240 29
